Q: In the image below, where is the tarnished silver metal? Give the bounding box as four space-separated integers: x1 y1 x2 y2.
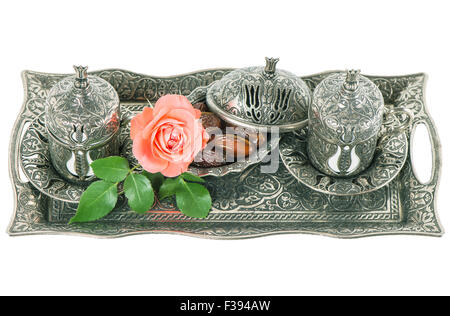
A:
8 69 443 239
307 70 385 177
187 86 279 177
206 58 311 132
45 66 120 184
280 121 408 196
19 110 279 202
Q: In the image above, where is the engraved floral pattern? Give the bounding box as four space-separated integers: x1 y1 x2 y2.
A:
280 129 408 195
8 69 442 238
206 66 311 129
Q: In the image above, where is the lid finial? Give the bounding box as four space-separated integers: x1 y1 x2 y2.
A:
264 57 279 78
343 69 360 91
73 65 89 89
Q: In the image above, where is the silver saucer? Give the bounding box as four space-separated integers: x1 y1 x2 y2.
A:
279 127 408 196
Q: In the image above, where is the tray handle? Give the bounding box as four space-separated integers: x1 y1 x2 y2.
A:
409 117 441 186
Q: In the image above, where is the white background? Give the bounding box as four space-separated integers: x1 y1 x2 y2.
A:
1 0 449 296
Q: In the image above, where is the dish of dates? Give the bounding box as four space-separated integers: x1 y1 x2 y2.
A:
189 102 271 175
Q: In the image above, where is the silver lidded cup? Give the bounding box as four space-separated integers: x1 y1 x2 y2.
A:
45 66 120 184
307 70 385 177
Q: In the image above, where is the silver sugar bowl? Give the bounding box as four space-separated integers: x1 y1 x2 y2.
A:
45 66 121 184
307 70 384 177
206 57 311 132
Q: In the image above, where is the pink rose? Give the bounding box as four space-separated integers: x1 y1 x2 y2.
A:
130 95 209 177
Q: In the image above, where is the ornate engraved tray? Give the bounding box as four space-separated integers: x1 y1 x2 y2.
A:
8 69 443 238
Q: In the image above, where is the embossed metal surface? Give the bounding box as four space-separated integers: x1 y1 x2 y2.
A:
8 69 443 238
45 66 121 183
280 122 408 196
206 58 311 132
20 111 279 202
186 84 279 177
307 70 385 177
47 163 403 225
46 66 120 148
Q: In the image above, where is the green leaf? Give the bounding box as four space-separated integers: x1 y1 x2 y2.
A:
180 172 205 183
142 171 165 192
124 173 155 214
158 177 181 200
158 176 212 218
69 180 118 224
91 156 130 182
176 179 212 218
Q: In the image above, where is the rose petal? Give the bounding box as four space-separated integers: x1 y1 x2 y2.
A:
154 125 185 158
193 108 202 119
154 95 199 118
130 107 154 140
142 117 183 140
130 94 210 178
132 133 168 173
162 161 190 178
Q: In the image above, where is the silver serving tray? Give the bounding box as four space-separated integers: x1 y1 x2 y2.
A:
8 69 443 238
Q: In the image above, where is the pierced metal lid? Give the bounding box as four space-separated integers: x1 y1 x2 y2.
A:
206 58 311 132
45 66 120 149
309 70 384 144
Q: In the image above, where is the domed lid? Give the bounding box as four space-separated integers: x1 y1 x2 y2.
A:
206 58 311 132
45 66 120 149
309 70 384 143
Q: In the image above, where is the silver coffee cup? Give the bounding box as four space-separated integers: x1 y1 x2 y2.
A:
307 70 411 177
